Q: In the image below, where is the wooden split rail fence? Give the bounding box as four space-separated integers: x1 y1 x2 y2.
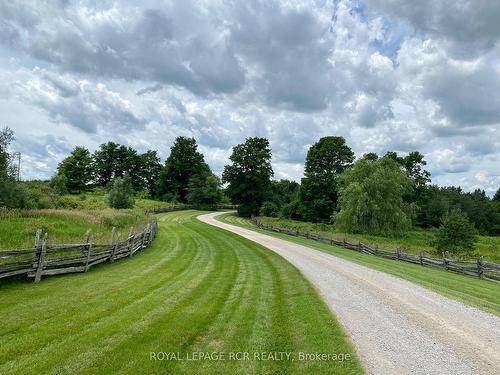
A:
251 216 500 282
0 218 158 283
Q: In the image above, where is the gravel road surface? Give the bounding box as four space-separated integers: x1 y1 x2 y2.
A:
198 212 500 375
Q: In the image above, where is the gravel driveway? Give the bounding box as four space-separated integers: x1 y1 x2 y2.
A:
198 212 500 375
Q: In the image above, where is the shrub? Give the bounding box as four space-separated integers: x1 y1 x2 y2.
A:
260 201 279 217
50 174 68 195
107 177 135 209
434 209 477 257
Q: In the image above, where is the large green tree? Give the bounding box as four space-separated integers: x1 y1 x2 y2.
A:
93 142 161 195
92 141 120 186
385 151 431 194
222 137 273 217
335 157 415 236
57 146 93 194
299 136 354 222
137 150 162 196
186 171 222 210
156 137 209 202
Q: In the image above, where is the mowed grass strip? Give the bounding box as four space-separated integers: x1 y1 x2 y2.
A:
218 213 500 317
0 210 362 375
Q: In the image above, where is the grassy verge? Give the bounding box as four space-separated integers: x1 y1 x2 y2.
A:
218 213 500 316
0 209 151 249
0 210 362 375
253 216 500 263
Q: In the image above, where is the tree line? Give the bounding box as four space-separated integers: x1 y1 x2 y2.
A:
2 126 499 254
53 137 223 209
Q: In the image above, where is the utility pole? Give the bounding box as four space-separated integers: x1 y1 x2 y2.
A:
12 152 21 181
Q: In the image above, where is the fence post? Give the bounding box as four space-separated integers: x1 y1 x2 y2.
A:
150 220 155 241
443 257 449 271
306 232 310 239
330 238 334 245
146 224 152 245
358 241 362 252
419 251 424 266
84 230 93 272
477 256 485 278
128 227 135 257
343 238 346 248
397 248 401 260
140 226 147 250
374 244 378 255
109 227 117 262
33 229 42 264
34 233 48 283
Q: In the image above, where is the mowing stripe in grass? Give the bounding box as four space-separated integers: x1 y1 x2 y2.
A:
0 210 362 374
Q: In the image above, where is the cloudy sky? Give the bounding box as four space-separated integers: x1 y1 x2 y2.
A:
1 0 499 194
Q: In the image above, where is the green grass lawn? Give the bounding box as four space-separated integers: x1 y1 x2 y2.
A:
0 209 152 249
218 213 500 316
254 216 500 263
0 210 362 375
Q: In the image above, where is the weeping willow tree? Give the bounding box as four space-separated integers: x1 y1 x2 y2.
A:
334 156 416 237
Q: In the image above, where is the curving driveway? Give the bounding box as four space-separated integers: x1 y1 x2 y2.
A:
198 212 500 375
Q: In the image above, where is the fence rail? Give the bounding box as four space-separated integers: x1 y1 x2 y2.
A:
0 218 158 283
250 216 500 282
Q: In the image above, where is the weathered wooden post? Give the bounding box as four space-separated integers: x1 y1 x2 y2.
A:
443 256 449 271
127 227 135 257
397 248 401 260
84 230 93 272
358 241 362 252
343 238 347 248
477 256 485 278
146 223 152 245
34 233 48 283
374 244 379 255
33 229 42 265
109 227 117 262
419 251 424 266
140 225 148 251
306 232 310 239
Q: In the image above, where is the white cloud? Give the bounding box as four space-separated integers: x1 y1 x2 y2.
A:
0 0 498 194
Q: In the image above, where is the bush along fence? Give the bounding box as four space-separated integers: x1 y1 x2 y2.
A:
250 216 500 282
0 218 157 283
